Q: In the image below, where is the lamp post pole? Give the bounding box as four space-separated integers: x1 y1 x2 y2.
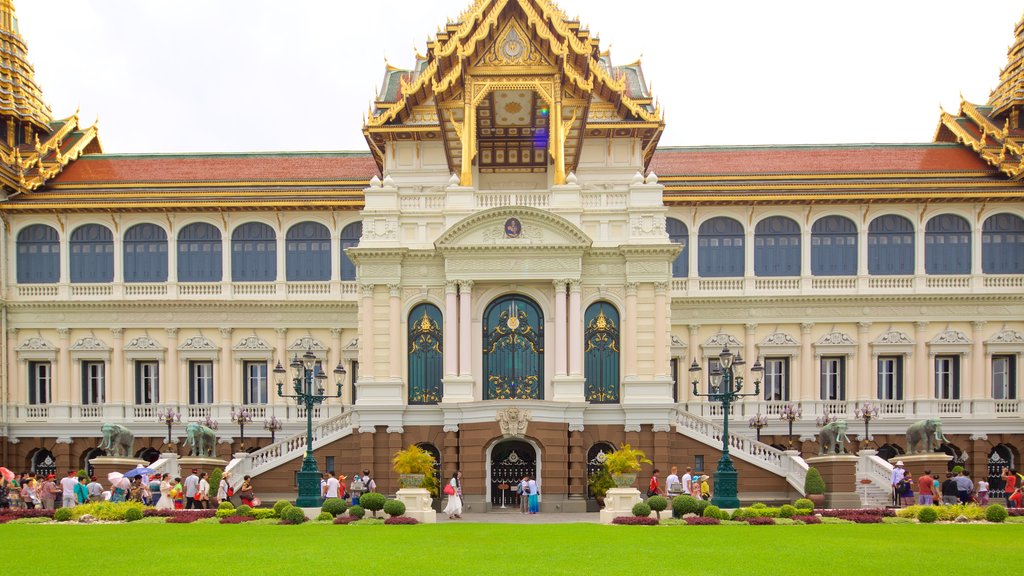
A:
689 346 763 509
274 348 346 507
779 403 802 450
854 402 880 450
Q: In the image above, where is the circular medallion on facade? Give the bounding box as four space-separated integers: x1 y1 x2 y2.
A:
504 217 522 238
501 29 525 60
507 315 520 330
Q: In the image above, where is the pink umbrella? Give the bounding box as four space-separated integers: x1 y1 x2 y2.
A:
107 471 123 483
0 467 13 482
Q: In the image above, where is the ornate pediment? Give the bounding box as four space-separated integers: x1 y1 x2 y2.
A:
289 337 327 353
16 337 57 352
234 336 272 352
988 329 1024 344
124 336 165 351
874 330 913 345
178 336 220 351
436 206 591 250
760 332 799 347
817 332 855 346
703 333 742 350
474 18 551 68
70 336 111 351
930 330 970 345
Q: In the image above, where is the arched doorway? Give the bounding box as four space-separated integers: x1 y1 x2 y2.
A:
586 442 614 499
483 295 544 400
416 443 442 497
489 440 537 508
136 448 161 465
876 443 903 462
30 449 56 478
989 444 1017 499
81 447 105 478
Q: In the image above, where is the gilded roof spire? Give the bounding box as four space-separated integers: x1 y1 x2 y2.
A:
0 0 17 34
987 10 1024 116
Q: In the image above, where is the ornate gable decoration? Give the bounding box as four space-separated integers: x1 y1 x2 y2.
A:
234 336 272 352
70 336 111 352
16 336 57 352
929 330 971 345
178 336 220 352
874 330 913 346
475 18 551 67
987 329 1024 344
124 336 165 351
703 334 742 351
760 332 799 347
436 206 591 251
817 332 855 346
289 337 328 353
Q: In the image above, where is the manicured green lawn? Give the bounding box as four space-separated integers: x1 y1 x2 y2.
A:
5 523 1021 574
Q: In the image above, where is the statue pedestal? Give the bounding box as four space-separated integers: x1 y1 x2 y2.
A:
890 453 953 477
396 488 437 524
805 455 861 508
599 487 643 524
89 457 147 483
178 456 229 478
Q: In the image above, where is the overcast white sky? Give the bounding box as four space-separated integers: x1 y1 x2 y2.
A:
15 1 1024 153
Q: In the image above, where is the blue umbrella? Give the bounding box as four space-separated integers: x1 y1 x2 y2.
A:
123 467 156 479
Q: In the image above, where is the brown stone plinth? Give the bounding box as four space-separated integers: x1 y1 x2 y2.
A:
889 453 953 479
89 456 147 486
805 455 860 508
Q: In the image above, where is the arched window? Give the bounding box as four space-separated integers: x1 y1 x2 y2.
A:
698 217 744 277
231 222 276 282
123 223 168 283
584 302 620 403
868 215 914 275
667 218 688 278
31 448 57 478
483 294 544 400
754 216 800 277
70 224 114 283
286 222 331 281
16 224 59 283
177 223 222 282
408 303 443 405
925 214 971 275
982 213 1024 274
340 222 362 281
811 216 857 276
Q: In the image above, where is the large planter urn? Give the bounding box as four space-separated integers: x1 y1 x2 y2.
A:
807 494 826 508
399 474 426 489
611 473 638 488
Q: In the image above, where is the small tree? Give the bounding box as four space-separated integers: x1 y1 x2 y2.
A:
360 492 386 517
804 467 826 495
208 467 223 500
604 444 652 475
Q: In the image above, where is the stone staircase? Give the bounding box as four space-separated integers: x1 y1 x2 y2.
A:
674 409 808 496
224 409 358 486
855 450 895 508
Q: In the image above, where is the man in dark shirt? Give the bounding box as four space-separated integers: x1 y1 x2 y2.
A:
940 473 959 505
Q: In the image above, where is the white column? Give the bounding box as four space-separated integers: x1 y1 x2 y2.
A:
458 281 473 378
914 219 926 277
275 225 286 283
361 284 376 379
167 222 178 284
111 328 125 405
971 221 983 276
568 280 583 376
7 328 18 404
744 225 755 278
165 328 179 405
330 328 343 404
744 323 757 377
801 223 812 278
688 226 698 280
57 327 71 405
553 280 568 377
686 324 701 402
625 283 638 377
220 328 233 405
273 328 287 406
857 322 872 401
857 219 869 277
800 323 814 402
654 282 668 377
389 284 402 380
971 321 986 400
444 282 458 377
914 322 929 400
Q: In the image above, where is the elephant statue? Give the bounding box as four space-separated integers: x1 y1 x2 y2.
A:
184 422 218 457
905 418 950 454
98 423 135 458
818 420 850 455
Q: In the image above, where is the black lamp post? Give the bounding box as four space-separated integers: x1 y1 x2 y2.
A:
690 346 762 509
231 407 253 451
779 402 802 449
274 348 346 507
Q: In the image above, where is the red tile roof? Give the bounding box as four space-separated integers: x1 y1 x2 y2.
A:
649 144 994 176
50 153 378 185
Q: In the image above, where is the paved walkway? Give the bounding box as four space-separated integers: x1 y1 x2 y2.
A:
436 511 601 524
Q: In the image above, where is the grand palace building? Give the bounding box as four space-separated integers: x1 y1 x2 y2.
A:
0 0 1022 509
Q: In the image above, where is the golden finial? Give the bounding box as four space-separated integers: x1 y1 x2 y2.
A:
419 310 433 332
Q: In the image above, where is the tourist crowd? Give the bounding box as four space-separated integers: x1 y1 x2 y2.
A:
889 463 1022 508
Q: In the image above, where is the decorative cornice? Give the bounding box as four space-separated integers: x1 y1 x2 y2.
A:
987 329 1024 344
289 336 327 352
703 333 742 350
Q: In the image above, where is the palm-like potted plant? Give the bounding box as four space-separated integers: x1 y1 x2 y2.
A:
603 443 652 488
392 444 437 489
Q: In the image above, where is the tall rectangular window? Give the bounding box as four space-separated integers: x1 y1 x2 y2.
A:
135 361 160 405
81 361 105 405
763 357 789 401
820 356 846 400
670 358 679 403
992 355 1017 400
28 361 51 405
244 361 268 405
350 360 359 404
189 361 214 405
877 356 904 400
706 359 722 394
934 355 961 400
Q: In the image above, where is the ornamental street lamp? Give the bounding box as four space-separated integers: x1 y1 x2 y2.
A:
231 407 254 451
263 415 284 444
200 415 219 430
779 403 802 449
274 348 346 507
156 408 181 449
748 412 768 443
854 402 880 450
815 409 837 429
690 346 763 509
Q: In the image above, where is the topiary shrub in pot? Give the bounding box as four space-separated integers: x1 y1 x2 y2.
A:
632 502 652 517
321 498 348 518
391 444 437 489
588 465 615 507
347 505 365 519
280 506 307 524
985 504 1008 523
383 499 407 518
359 492 386 518
804 467 826 508
646 495 668 513
672 495 700 517
917 506 938 523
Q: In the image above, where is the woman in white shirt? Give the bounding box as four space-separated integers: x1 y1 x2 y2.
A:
197 472 210 509
216 472 231 507
443 471 463 519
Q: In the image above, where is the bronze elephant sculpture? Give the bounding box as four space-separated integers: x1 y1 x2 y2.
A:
184 422 218 457
905 418 950 454
98 423 135 458
818 420 850 455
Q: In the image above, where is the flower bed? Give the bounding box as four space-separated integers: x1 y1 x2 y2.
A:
384 516 419 525
0 509 54 524
816 508 892 518
746 517 775 525
684 516 720 525
143 509 217 519
333 515 358 525
611 516 659 526
837 514 883 524
219 515 257 524
792 515 820 524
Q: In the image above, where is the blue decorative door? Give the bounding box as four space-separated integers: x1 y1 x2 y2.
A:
483 295 544 400
584 302 620 403
408 303 443 405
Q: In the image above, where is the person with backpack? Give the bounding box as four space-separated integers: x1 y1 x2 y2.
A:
349 473 365 506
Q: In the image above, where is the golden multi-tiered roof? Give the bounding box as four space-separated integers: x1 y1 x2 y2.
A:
363 0 664 186
0 0 100 194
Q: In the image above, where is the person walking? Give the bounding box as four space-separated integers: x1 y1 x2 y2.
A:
20 475 38 509
363 469 377 493
60 470 78 509
890 460 905 507
183 468 200 509
443 471 463 519
699 475 711 501
322 471 341 500
917 469 934 505
898 472 914 507
239 475 257 507
171 477 184 509
73 476 89 505
196 472 210 509
665 466 680 497
40 474 58 510
216 472 232 507
155 473 174 511
955 470 974 504
86 475 103 503
527 475 540 514
977 477 989 505
681 467 693 496
940 473 958 505
647 469 661 497
519 475 529 514
349 473 365 506
109 475 129 503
